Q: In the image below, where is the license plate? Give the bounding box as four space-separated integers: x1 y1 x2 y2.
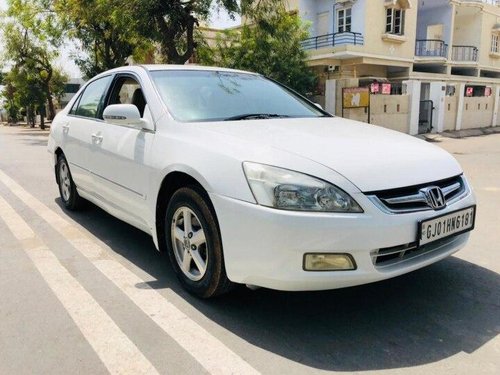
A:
418 206 476 246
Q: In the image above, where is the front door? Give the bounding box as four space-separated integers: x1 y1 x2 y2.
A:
89 75 154 230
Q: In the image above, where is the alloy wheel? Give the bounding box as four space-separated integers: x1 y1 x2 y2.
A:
59 160 71 202
171 207 208 281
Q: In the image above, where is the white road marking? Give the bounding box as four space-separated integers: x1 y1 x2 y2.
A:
94 259 259 375
0 195 159 375
0 170 260 375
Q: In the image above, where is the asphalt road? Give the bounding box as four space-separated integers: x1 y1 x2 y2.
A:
0 125 498 375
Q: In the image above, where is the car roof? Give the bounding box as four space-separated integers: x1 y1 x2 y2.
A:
102 64 258 76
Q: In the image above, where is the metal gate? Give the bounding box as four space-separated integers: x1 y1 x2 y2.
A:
419 100 433 134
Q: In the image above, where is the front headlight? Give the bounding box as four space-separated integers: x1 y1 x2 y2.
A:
243 162 363 213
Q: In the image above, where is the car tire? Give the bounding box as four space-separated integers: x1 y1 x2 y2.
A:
165 186 233 298
56 154 83 210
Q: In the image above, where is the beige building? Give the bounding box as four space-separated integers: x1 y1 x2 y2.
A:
292 0 500 134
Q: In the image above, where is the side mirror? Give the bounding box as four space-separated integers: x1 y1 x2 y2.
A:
103 104 145 129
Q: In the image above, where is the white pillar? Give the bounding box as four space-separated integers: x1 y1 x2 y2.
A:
455 83 466 131
325 79 336 115
404 80 421 135
429 82 446 133
492 85 500 127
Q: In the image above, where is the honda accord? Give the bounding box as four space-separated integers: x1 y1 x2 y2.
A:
48 65 476 298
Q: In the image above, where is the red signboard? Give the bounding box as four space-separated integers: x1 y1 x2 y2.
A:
381 83 391 95
370 83 379 94
465 87 473 97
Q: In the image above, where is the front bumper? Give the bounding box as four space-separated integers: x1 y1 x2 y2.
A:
209 189 476 291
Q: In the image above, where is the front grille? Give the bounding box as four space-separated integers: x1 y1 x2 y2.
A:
367 175 467 214
372 235 460 268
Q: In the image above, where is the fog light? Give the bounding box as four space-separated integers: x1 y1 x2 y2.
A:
303 253 356 271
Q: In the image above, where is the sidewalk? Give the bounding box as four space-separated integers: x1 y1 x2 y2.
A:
417 126 500 142
1 121 51 129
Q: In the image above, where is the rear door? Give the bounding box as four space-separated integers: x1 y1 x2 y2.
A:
60 75 112 193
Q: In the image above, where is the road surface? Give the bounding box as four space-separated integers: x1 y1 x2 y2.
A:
0 125 498 374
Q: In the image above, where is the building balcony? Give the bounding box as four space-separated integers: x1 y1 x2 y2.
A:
451 45 479 62
415 39 448 58
301 32 364 50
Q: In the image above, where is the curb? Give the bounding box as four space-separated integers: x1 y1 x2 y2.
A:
417 126 500 142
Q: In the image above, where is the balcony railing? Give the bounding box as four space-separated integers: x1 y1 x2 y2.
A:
451 45 479 61
415 39 448 58
301 32 364 50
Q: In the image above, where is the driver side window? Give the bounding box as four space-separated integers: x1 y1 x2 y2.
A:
107 76 147 118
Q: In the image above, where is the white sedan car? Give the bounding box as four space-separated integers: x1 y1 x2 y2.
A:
48 65 476 298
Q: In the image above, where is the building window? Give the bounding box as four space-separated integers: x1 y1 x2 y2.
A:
491 34 499 53
386 8 405 35
337 8 352 33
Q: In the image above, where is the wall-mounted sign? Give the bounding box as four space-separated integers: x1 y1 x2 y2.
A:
381 83 392 95
342 87 370 108
485 87 492 97
370 83 380 94
465 87 474 97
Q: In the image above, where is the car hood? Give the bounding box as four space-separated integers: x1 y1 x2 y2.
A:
199 117 462 192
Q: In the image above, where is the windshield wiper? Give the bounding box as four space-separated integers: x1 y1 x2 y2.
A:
224 113 290 121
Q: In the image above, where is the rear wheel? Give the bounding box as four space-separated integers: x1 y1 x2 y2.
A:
165 187 233 298
56 154 82 210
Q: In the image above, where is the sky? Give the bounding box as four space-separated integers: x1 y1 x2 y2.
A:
0 1 241 78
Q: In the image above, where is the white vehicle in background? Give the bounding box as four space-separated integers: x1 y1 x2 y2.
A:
48 65 476 298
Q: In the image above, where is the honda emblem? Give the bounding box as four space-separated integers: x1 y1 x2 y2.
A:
420 186 446 210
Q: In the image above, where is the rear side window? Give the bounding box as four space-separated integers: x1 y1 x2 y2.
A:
73 76 112 119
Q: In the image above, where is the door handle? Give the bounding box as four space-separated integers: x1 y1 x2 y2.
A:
61 122 70 132
91 133 103 144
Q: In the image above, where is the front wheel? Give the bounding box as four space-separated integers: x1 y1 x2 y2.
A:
165 187 233 298
56 154 83 210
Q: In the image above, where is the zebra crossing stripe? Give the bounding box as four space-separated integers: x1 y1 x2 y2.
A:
0 195 159 375
0 170 260 375
94 259 259 375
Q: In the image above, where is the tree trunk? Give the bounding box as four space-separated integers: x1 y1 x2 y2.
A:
28 106 35 128
46 93 56 121
39 107 45 130
157 14 197 64
44 68 56 121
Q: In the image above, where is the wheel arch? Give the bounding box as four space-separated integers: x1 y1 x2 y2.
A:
154 169 217 253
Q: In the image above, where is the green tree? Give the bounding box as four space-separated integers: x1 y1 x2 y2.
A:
1 0 66 122
49 68 69 104
54 0 151 78
197 6 317 95
3 63 47 128
130 0 277 64
1 81 21 123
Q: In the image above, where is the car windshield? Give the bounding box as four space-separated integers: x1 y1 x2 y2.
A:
150 70 327 122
